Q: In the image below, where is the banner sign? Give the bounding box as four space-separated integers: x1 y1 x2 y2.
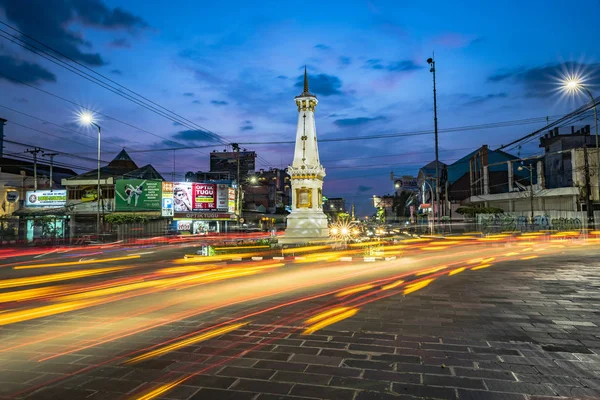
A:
216 184 228 210
174 212 235 220
25 190 67 207
193 183 216 210
395 177 419 191
228 188 236 213
162 182 174 217
115 180 162 211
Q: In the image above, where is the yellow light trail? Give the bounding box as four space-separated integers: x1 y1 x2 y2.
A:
448 267 465 276
0 286 64 303
281 245 331 254
136 378 188 400
335 285 374 297
471 263 492 270
504 252 519 256
305 307 351 325
0 267 124 289
400 238 432 243
212 245 270 250
403 279 433 295
521 255 539 260
0 299 99 326
14 255 140 270
416 265 447 276
125 322 247 364
381 280 405 291
303 308 358 335
421 246 448 251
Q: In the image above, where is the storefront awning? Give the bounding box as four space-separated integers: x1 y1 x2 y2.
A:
12 207 67 217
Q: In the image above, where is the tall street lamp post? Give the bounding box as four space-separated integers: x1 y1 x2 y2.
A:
563 78 599 225
427 56 440 231
518 163 534 226
80 112 102 239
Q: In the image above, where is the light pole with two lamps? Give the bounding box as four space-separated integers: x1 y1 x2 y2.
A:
79 112 102 239
427 55 441 231
563 78 599 225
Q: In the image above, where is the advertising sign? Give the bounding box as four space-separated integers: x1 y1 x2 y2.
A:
216 184 228 210
173 182 193 212
6 191 19 203
162 182 174 217
192 183 216 210
174 212 235 220
228 188 236 213
25 190 67 207
115 180 162 211
395 177 419 191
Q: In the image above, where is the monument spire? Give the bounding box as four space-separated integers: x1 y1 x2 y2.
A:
280 67 329 243
304 66 309 93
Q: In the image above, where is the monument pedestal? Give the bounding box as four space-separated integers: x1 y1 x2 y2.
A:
280 212 329 244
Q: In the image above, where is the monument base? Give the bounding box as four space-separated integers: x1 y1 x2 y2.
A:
280 212 329 244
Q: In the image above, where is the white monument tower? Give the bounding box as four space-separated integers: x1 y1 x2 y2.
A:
281 67 329 243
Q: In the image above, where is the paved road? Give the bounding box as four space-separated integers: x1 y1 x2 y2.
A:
1 236 600 399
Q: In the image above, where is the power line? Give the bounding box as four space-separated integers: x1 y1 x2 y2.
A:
0 23 229 149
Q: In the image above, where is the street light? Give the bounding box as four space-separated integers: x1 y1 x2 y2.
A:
427 55 441 231
562 76 599 219
518 164 534 226
79 111 102 239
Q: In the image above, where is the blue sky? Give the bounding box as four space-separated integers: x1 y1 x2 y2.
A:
0 0 599 216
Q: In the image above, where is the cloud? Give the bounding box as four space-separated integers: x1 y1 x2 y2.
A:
314 44 331 51
364 59 422 72
183 92 195 97
338 56 352 67
462 92 508 106
276 75 288 79
294 73 343 96
211 100 229 106
433 33 480 48
357 185 373 192
487 62 600 97
110 69 122 75
192 100 202 104
172 129 221 143
108 38 131 48
0 0 148 66
333 116 386 127
0 55 56 84
240 125 253 131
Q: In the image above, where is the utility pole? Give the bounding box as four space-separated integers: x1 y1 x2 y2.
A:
25 147 42 191
232 143 242 224
427 55 441 232
528 166 534 225
42 153 58 191
584 146 595 227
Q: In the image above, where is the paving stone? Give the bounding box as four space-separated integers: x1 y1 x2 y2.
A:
452 367 515 381
457 389 527 400
348 343 395 353
343 359 394 371
355 391 417 400
305 365 362 378
80 378 144 393
233 379 293 395
274 346 319 355
24 387 97 400
362 370 421 384
470 347 521 356
318 349 369 359
218 366 276 380
484 380 556 395
271 371 332 385
371 354 421 364
257 395 321 400
241 351 291 361
190 388 257 400
255 360 307 372
290 384 356 400
515 374 581 386
392 382 457 399
423 374 485 389
289 354 343 366
395 362 452 375
329 376 390 391
183 374 237 389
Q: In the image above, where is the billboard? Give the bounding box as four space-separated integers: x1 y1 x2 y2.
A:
25 190 67 207
228 188 236 213
395 177 419 191
115 180 162 211
192 183 216 210
216 184 228 210
172 182 218 211
162 182 174 217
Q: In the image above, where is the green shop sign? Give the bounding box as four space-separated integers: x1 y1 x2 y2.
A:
115 179 162 211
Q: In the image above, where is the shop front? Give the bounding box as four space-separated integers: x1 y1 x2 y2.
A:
172 212 236 235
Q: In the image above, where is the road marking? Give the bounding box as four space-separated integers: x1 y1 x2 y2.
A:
340 257 353 262
251 257 263 261
33 249 59 259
